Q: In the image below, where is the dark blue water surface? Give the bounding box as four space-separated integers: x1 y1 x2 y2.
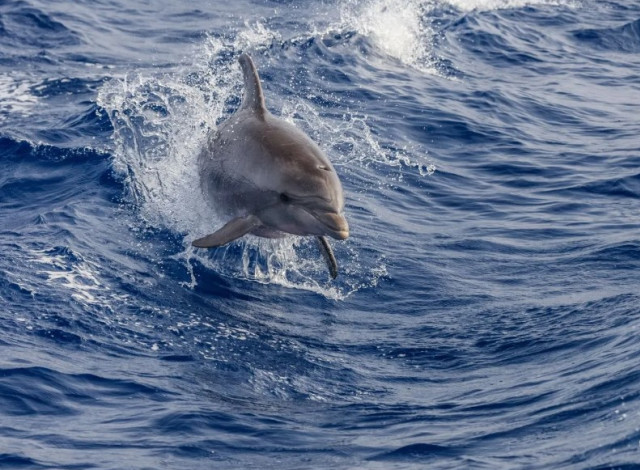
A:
2 0 640 468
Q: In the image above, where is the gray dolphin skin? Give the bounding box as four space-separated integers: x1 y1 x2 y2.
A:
192 53 349 278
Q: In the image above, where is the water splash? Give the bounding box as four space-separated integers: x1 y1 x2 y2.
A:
237 20 282 51
97 31 253 236
98 25 401 297
280 100 436 178
339 0 438 74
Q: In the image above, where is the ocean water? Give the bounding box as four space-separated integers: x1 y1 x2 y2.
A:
1 0 640 468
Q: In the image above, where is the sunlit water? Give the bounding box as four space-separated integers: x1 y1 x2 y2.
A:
1 0 640 468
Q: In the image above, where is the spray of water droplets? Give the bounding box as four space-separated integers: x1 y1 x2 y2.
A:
97 15 442 297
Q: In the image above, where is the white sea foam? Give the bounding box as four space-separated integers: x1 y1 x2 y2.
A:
0 74 38 122
339 0 438 74
29 248 106 307
335 0 574 73
441 0 573 11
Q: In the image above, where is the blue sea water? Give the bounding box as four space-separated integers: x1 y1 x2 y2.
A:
1 0 640 468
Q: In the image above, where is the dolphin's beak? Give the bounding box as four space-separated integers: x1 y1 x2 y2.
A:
314 211 349 240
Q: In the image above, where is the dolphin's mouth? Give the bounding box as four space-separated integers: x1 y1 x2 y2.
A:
312 211 349 240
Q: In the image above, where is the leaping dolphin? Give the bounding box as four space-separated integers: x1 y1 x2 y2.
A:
192 53 349 278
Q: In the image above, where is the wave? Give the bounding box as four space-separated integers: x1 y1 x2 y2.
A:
0 1 81 50
370 442 459 461
0 74 38 123
334 0 575 74
338 0 439 74
573 18 640 53
441 0 575 11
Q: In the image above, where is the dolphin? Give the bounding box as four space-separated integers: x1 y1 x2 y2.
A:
192 53 349 278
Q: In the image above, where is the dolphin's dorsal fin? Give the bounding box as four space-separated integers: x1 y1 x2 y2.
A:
238 53 266 119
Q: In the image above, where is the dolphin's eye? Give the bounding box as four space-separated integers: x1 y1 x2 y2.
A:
318 165 331 172
280 193 291 203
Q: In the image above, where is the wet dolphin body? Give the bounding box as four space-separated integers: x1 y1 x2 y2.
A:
192 53 349 278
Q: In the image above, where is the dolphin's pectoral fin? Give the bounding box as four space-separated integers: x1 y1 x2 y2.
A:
317 236 338 279
192 215 260 248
